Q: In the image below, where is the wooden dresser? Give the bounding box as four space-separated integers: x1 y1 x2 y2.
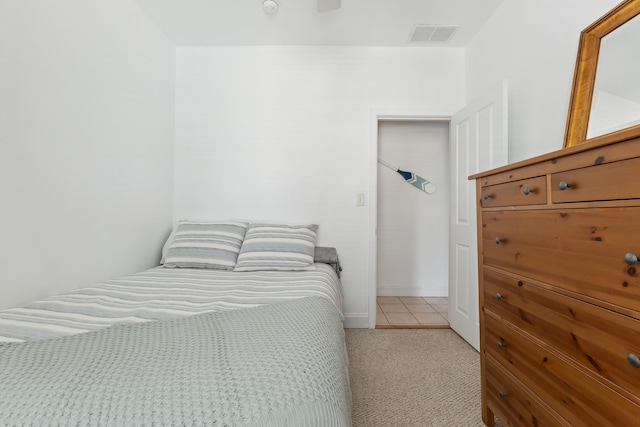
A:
471 135 640 426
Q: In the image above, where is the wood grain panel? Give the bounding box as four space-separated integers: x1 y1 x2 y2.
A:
485 314 640 426
483 268 640 403
482 208 640 311
551 156 640 203
485 356 568 427
481 176 547 208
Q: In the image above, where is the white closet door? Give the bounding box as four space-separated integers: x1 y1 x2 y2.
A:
448 81 508 350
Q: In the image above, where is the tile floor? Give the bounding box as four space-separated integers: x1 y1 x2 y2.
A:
376 296 449 328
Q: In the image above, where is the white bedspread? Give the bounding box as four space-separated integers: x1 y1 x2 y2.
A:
0 264 343 342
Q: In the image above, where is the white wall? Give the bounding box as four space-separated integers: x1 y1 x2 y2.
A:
174 46 465 326
0 0 176 309
377 120 449 297
466 0 620 163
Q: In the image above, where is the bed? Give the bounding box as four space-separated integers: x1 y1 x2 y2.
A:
0 221 351 426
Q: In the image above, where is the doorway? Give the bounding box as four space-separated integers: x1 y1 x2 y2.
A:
376 119 450 328
368 82 508 347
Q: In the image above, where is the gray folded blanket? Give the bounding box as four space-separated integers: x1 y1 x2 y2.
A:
0 296 352 426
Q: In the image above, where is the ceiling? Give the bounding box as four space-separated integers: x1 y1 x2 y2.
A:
133 0 504 47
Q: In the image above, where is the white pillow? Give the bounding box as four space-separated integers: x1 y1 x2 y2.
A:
163 220 249 270
234 223 318 271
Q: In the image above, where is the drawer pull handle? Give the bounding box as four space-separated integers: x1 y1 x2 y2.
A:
497 341 506 349
495 237 503 244
624 253 638 266
496 293 504 301
483 193 492 200
558 181 572 191
628 354 640 368
498 391 508 399
523 187 534 195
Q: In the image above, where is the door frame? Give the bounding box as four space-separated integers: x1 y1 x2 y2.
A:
368 110 451 329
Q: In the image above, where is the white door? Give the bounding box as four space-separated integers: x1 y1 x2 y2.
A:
448 81 508 350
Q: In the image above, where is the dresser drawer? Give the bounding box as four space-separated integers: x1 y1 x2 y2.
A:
481 176 547 207
485 355 567 427
484 314 640 426
482 208 640 311
483 268 640 401
551 156 640 203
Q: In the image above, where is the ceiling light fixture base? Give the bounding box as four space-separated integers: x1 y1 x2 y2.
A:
262 0 278 15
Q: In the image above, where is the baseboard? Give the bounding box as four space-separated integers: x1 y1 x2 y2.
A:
377 287 447 297
343 313 369 328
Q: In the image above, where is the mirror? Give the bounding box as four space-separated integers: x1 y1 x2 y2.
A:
587 14 640 139
564 0 640 148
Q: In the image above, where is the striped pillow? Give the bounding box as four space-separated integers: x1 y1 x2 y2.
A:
163 221 249 270
234 224 319 271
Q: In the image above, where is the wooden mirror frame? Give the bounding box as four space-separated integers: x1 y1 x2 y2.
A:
564 0 640 148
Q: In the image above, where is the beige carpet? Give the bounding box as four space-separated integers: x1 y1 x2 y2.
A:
345 328 489 427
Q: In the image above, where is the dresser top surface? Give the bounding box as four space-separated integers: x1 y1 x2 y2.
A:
470 128 640 180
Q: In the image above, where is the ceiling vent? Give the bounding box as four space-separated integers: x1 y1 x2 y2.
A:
409 25 459 43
